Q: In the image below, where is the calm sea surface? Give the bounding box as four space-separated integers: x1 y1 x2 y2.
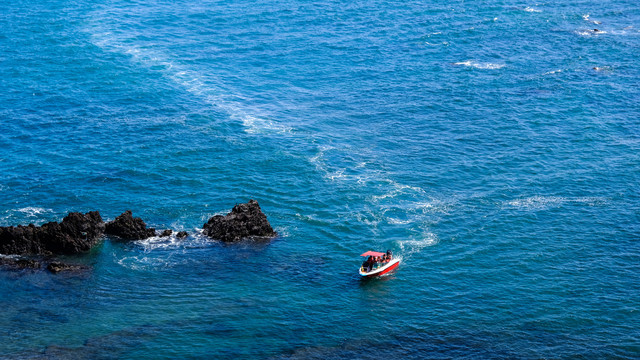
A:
0 0 639 358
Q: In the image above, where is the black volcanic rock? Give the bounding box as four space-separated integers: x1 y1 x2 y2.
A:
159 229 172 237
105 211 156 241
0 211 105 256
176 231 188 239
202 200 276 242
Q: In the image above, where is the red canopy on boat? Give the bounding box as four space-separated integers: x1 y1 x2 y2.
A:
360 251 385 257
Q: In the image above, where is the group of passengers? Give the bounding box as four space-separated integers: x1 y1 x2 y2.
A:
362 250 393 272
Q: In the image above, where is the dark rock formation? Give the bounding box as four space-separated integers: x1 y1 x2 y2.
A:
47 261 86 273
105 211 156 240
159 229 172 237
0 211 105 256
176 231 188 239
202 200 276 242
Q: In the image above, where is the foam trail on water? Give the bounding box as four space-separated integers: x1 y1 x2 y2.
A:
308 144 446 257
505 196 606 211
84 20 290 135
397 232 440 260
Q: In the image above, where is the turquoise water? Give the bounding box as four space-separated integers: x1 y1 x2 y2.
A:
1 0 639 358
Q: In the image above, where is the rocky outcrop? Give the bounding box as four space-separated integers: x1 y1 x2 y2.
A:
0 201 275 260
105 211 156 240
0 211 105 256
202 200 276 242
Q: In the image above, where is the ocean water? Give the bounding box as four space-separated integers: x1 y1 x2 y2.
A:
0 0 639 358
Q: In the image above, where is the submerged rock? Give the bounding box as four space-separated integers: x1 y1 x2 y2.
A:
105 210 156 241
46 261 86 273
0 211 105 256
0 257 42 270
176 231 188 239
202 200 276 242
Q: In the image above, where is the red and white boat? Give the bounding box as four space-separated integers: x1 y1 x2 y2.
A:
359 251 400 277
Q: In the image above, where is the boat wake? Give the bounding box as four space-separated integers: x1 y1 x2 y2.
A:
397 233 439 261
84 16 291 137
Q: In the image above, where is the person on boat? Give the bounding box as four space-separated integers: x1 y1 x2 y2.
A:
386 250 393 260
362 256 372 272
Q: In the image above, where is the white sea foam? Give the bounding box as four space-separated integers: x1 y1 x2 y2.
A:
371 180 425 202
308 145 355 182
593 66 613 72
524 6 541 13
242 115 292 134
16 207 50 217
505 196 606 210
397 232 439 258
576 29 606 36
134 235 182 251
453 61 505 70
542 69 563 76
117 255 174 271
582 14 602 25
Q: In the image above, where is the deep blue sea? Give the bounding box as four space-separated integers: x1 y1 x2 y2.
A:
1 0 639 358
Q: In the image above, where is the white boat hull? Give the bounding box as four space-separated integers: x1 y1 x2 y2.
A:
359 258 400 277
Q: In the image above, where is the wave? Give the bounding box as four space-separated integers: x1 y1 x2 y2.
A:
453 61 505 70
16 207 51 217
524 6 541 13
593 66 613 72
576 29 606 36
117 229 211 270
542 69 563 76
0 207 53 226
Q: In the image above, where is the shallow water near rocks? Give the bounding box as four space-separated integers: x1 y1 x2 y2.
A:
1 0 639 358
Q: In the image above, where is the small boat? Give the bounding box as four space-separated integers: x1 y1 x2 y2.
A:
359 250 400 277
